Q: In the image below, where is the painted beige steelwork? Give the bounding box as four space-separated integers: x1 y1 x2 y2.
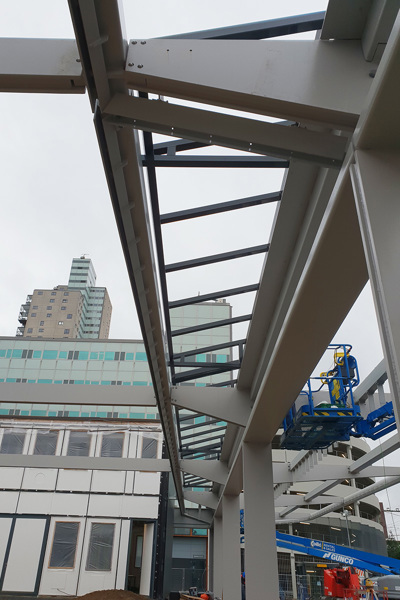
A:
1 1 400 598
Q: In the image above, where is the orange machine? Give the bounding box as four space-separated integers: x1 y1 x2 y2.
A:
324 567 361 599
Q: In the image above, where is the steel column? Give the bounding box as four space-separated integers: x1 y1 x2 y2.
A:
222 494 242 600
350 150 400 429
213 516 223 598
242 442 279 600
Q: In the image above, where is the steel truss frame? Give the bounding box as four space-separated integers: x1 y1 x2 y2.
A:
1 1 400 587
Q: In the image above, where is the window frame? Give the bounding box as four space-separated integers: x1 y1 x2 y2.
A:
85 522 116 572
48 520 80 570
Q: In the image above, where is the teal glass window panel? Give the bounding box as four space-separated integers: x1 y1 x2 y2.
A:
216 354 228 363
122 382 131 386
96 412 107 417
59 351 68 359
6 350 12 358
195 383 206 387
74 380 84 385
6 378 16 383
90 352 98 359
98 353 104 360
0 409 9 415
81 412 90 417
43 350 58 360
78 351 89 360
12 349 23 358
28 379 35 383
48 411 57 416
31 410 47 416
133 381 147 386
91 381 99 385
84 381 90 385
192 529 207 535
0 379 3 383
130 413 145 419
69 411 80 417
105 352 114 361
195 416 206 424
146 414 155 419
38 379 52 384
33 351 42 358
119 413 128 419
21 411 30 415
135 352 147 361
196 354 206 362
0 350 5 357
90 412 97 417
126 353 134 361
101 381 111 386
54 380 62 384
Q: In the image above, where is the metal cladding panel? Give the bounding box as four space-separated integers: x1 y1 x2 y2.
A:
17 491 53 514
87 494 124 517
2 518 47 593
56 468 92 492
124 470 134 493
21 468 58 491
0 467 23 489
51 493 90 516
91 469 126 493
134 471 161 495
120 494 159 519
39 517 85 597
116 519 131 589
76 519 121 597
0 517 12 569
0 491 19 512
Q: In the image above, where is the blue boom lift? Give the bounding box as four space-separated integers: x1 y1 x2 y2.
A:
280 344 396 450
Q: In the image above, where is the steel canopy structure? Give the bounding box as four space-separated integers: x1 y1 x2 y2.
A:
2 1 400 598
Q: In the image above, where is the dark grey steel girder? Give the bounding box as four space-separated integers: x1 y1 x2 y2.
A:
160 192 281 224
160 12 325 40
173 364 241 384
142 155 289 168
165 245 269 272
169 286 258 308
173 339 247 360
209 379 238 388
172 314 252 337
172 360 241 369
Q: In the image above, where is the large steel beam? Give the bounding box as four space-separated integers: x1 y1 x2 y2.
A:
103 93 348 167
0 38 85 94
69 0 185 510
273 463 400 485
124 39 372 128
349 433 400 474
171 387 252 427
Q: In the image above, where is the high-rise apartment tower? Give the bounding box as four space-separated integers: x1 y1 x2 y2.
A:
16 257 112 339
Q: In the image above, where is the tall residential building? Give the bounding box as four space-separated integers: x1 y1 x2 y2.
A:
17 257 112 339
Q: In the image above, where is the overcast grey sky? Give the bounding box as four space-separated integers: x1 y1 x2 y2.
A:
1 1 398 521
